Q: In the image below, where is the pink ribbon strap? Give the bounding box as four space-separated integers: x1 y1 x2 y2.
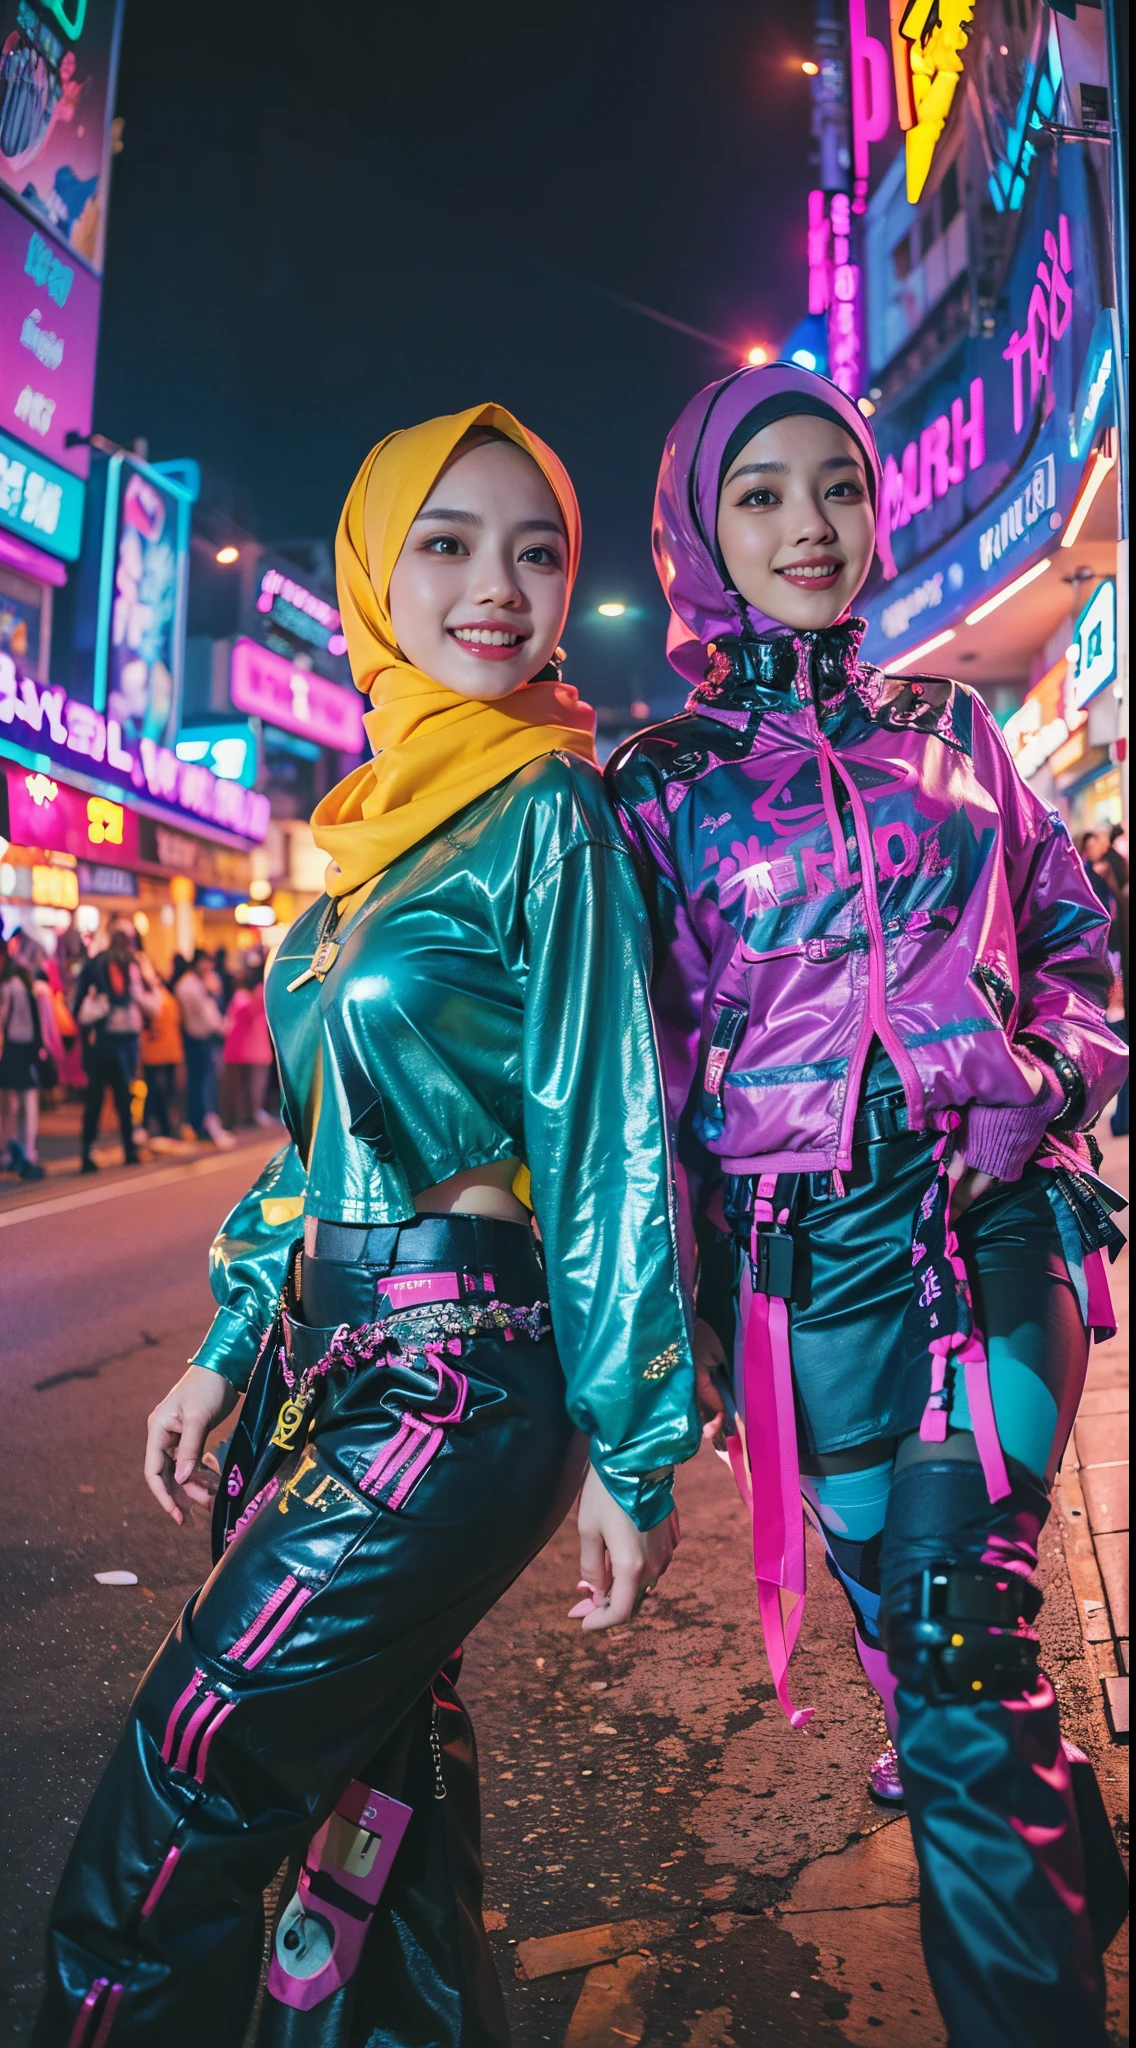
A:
729 1180 814 1729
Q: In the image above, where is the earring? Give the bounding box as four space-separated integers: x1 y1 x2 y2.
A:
531 646 566 684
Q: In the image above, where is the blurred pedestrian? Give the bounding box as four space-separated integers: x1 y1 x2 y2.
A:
220 950 276 1127
0 943 60 1179
212 944 235 1011
138 955 184 1139
71 921 157 1172
174 949 235 1148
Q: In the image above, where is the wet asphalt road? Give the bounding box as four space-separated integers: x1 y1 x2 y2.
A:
0 1148 1127 2046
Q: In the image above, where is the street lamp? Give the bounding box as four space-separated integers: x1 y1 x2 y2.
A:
216 545 240 565
597 602 627 618
745 345 769 367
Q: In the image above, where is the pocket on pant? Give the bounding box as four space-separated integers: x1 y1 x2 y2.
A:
192 1441 376 1672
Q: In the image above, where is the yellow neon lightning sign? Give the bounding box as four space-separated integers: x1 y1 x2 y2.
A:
891 0 975 203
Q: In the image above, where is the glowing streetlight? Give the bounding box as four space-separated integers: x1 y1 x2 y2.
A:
801 60 819 75
216 545 240 565
597 602 627 618
745 345 769 367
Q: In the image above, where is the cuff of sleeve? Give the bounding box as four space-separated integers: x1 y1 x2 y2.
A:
188 1306 263 1390
592 1457 676 1531
966 1081 1062 1181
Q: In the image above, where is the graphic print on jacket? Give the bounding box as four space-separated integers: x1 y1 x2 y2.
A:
608 625 1120 1178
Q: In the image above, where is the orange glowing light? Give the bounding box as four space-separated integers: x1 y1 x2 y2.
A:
801 59 819 75
216 545 240 565
745 345 770 367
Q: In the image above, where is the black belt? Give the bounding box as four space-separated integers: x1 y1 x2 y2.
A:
299 1212 546 1332
851 1090 910 1147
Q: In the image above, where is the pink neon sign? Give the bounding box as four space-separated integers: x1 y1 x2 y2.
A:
807 190 863 398
0 653 270 842
1002 215 1074 434
877 378 985 580
848 0 892 215
230 638 365 755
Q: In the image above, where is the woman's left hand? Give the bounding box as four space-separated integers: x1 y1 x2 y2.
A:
948 1151 998 1217
570 1463 679 1631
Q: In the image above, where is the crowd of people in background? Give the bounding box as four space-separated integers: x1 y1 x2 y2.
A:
0 921 278 1182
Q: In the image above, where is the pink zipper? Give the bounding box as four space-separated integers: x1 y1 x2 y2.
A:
818 736 924 1144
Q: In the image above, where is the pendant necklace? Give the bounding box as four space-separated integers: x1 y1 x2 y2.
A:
285 897 342 993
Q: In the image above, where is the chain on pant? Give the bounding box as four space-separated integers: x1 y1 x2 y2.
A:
34 1326 584 2048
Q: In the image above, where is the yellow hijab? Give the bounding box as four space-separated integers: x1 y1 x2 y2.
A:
310 403 596 897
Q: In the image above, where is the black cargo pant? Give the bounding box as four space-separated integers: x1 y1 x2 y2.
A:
35 1216 585 2047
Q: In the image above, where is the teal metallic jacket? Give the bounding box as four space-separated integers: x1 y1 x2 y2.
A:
190 753 700 1529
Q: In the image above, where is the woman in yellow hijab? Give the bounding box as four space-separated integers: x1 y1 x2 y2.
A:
37 408 700 2048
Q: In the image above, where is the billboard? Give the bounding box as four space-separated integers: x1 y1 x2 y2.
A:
230 637 365 755
93 453 197 746
0 189 99 476
0 0 124 273
0 416 83 556
6 758 139 861
0 648 271 842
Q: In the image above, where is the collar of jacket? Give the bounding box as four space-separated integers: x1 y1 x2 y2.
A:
688 616 868 714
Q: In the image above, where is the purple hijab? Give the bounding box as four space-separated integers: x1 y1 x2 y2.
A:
653 363 883 685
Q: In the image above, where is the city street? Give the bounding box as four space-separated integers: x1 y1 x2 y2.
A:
1 1138 1128 2046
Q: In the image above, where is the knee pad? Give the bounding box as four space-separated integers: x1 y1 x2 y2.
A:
881 1557 1043 1702
880 1458 1049 1704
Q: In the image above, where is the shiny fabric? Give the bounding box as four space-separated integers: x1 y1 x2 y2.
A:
607 627 1125 1187
720 1113 1090 1464
313 402 593 897
192 753 699 1531
35 1220 586 2048
650 362 883 683
879 1456 1111 2046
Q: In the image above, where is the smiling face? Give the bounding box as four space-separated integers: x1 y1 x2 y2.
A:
386 436 569 700
715 412 876 632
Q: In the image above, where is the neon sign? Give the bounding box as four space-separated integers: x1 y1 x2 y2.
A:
93 454 198 745
0 425 84 559
877 377 984 578
809 191 862 399
977 456 1055 573
848 0 892 215
1004 659 1085 782
1001 216 1073 435
1070 580 1116 710
0 655 270 843
890 0 975 204
230 638 365 755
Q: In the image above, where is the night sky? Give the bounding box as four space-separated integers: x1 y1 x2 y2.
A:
94 0 816 712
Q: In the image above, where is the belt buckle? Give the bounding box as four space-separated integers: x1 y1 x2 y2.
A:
752 1228 794 1299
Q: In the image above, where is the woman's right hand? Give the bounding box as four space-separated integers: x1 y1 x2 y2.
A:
145 1365 239 1527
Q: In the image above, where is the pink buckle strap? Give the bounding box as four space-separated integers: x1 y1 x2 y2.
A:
1082 1248 1116 1338
726 1177 813 1729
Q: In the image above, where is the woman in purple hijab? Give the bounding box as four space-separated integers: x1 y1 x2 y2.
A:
607 363 1127 2046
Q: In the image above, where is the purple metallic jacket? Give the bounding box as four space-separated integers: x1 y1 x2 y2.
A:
607 622 1125 1186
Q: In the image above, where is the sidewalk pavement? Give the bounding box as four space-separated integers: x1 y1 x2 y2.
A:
1056 1127 1129 1740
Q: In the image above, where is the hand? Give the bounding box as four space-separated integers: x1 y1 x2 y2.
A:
569 1463 679 1631
693 1317 729 1452
145 1365 239 1527
947 1152 997 1218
